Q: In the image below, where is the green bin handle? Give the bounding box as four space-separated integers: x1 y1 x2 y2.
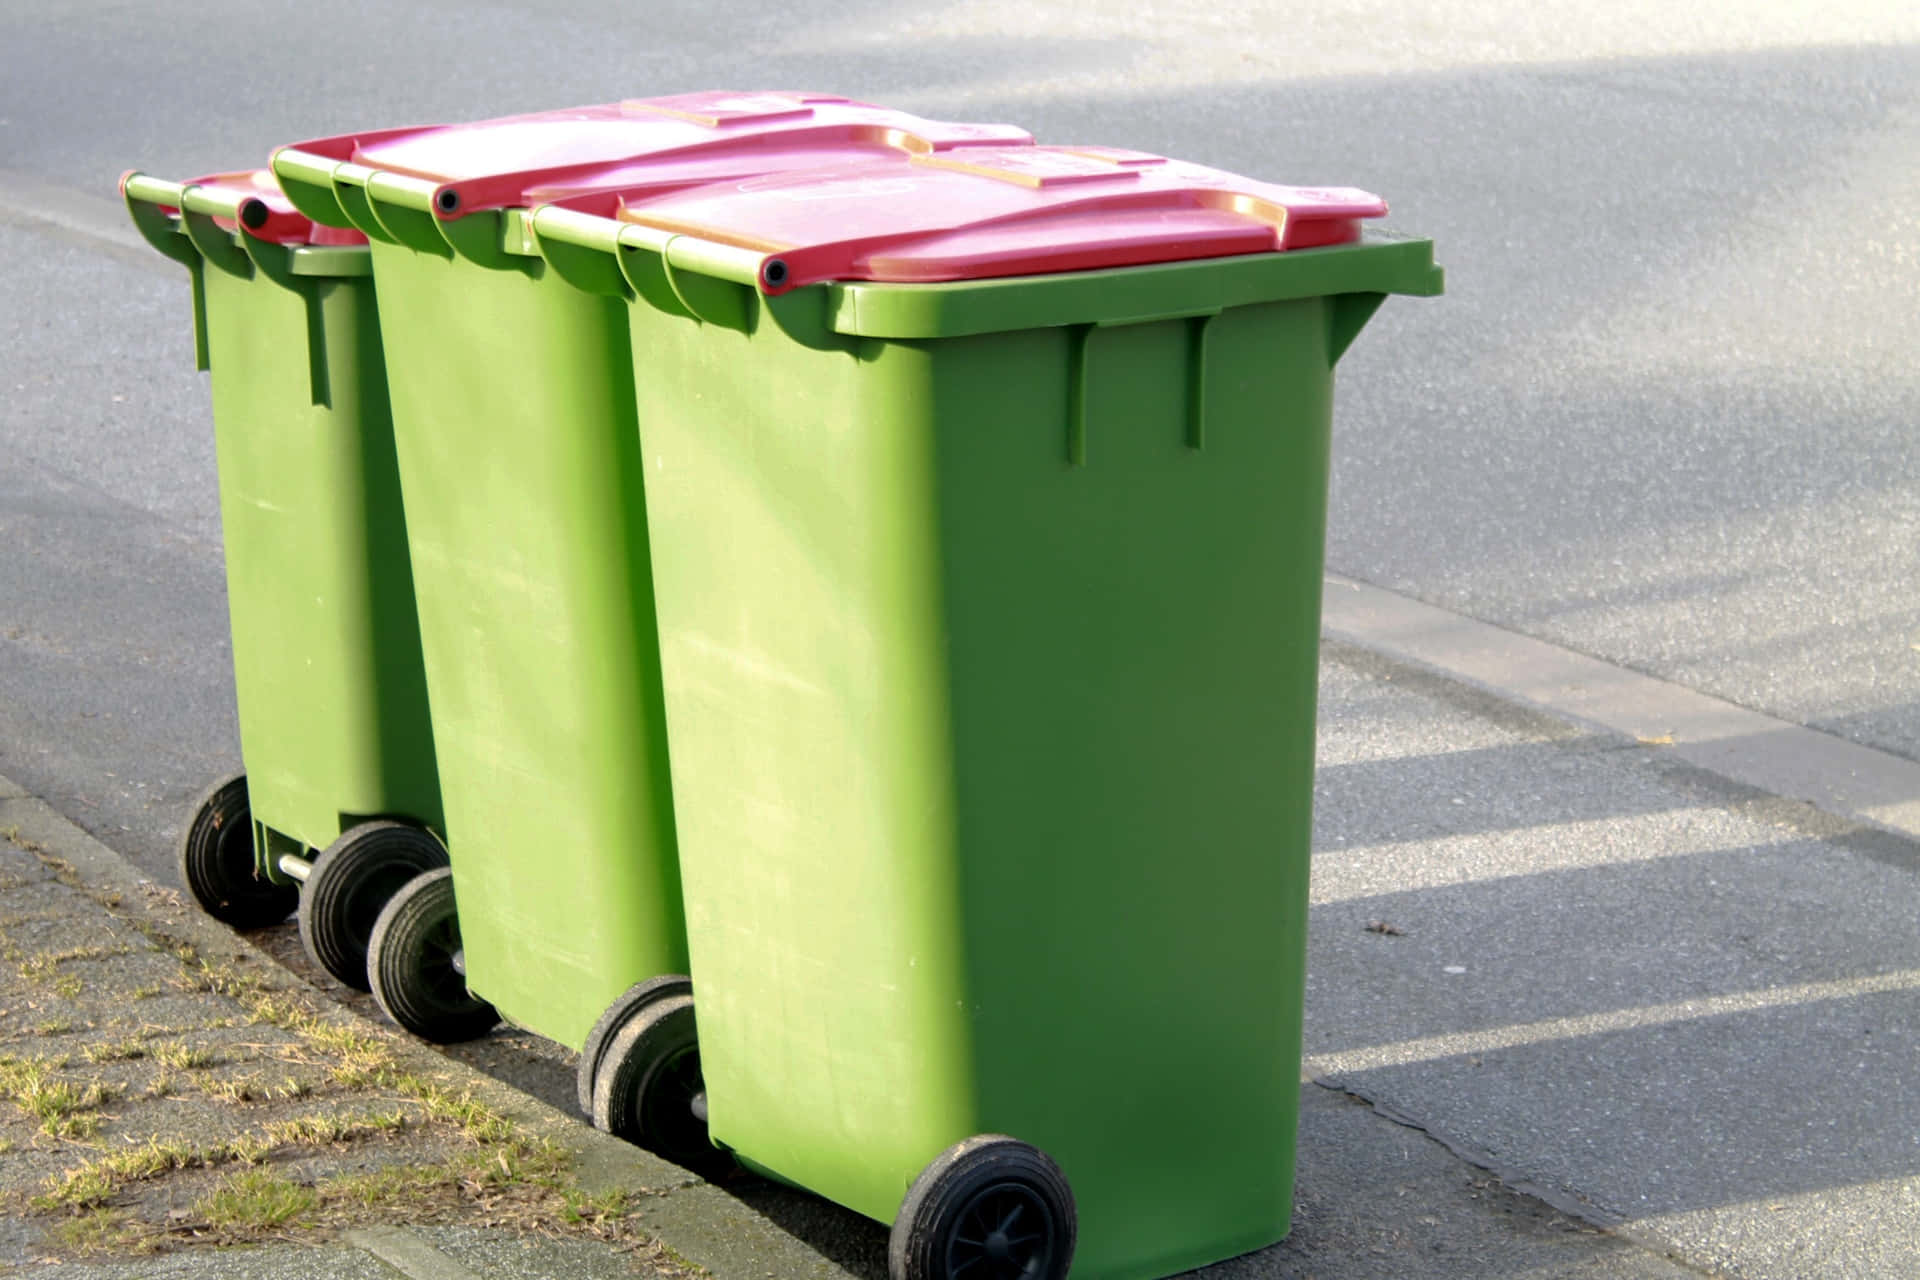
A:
525 204 632 300
528 205 853 351
621 224 764 332
122 173 200 267
121 171 232 370
292 149 513 267
120 169 335 406
124 172 277 278
270 146 356 228
319 161 399 245
362 170 455 258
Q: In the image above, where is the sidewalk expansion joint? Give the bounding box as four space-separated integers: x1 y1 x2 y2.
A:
347 1227 486 1280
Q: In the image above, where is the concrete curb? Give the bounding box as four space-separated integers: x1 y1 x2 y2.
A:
0 778 858 1280
0 168 167 273
1322 572 1920 843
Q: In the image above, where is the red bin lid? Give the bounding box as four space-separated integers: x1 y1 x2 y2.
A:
595 146 1389 292
288 91 1032 217
130 170 366 246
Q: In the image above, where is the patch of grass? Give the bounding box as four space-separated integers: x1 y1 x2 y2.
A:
396 1077 515 1146
243 992 307 1031
29 1102 407 1210
49 1206 150 1255
82 1039 147 1065
198 1168 318 1232
148 1042 218 1071
202 1074 317 1105
94 1135 198 1181
0 1056 117 1139
27 1018 76 1036
1 870 676 1264
261 1109 408 1148
199 1076 262 1105
225 1133 272 1166
30 1136 198 1209
16 943 131 995
31 1161 117 1212
323 1162 450 1208
560 1187 632 1225
18 955 57 983
29 1129 277 1211
454 1133 573 1193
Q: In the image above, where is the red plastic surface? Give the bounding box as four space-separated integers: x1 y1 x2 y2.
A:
285 91 1032 218
593 146 1389 291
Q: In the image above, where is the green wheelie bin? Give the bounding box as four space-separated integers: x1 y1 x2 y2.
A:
265 94 1032 1066
526 145 1443 1280
123 172 449 992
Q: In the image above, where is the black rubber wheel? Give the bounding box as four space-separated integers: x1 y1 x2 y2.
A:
367 867 498 1043
298 820 448 990
176 773 295 930
591 992 732 1179
889 1135 1076 1280
576 974 694 1116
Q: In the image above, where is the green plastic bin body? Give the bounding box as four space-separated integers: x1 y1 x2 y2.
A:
268 96 1032 1050
124 179 443 874
535 204 1440 1278
353 228 682 1050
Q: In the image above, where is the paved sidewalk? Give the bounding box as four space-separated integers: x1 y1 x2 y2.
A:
0 782 836 1280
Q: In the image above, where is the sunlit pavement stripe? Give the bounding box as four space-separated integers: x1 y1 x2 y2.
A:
1309 809 1782 903
1304 968 1920 1078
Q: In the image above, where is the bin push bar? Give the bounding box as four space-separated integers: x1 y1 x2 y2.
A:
529 145 1393 301
269 92 1033 267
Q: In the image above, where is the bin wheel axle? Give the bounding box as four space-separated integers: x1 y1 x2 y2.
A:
176 773 296 930
367 867 498 1043
590 992 732 1180
298 820 448 991
576 974 693 1117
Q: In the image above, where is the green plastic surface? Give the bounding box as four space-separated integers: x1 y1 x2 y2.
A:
578 234 1440 1279
353 230 686 1051
124 191 442 871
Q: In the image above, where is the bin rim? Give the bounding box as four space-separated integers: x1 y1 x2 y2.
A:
818 230 1444 339
527 201 1442 341
122 170 375 286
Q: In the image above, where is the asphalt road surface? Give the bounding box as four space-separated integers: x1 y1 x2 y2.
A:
2 3 1918 1276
